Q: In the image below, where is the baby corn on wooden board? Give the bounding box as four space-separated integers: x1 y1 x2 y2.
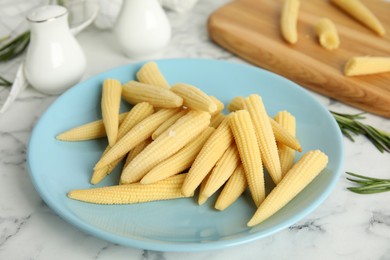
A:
208 0 390 118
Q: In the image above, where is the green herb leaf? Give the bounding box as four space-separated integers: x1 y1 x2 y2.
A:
0 31 30 62
346 172 390 194
0 75 12 86
331 111 390 153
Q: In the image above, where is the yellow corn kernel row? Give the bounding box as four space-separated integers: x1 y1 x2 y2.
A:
269 118 302 152
90 102 155 184
120 111 211 184
229 110 265 207
101 79 122 146
280 0 300 44
227 96 302 152
141 127 215 184
201 143 241 198
91 145 112 184
136 61 171 89
94 108 180 169
274 111 296 176
227 96 245 112
247 150 328 226
151 109 188 140
209 96 224 115
68 174 191 205
316 18 340 50
344 56 390 76
122 81 183 108
244 94 282 185
56 112 128 141
91 152 125 185
124 138 152 169
117 102 154 140
215 164 247 211
170 83 217 113
330 0 385 36
181 117 234 196
210 112 225 128
197 174 211 205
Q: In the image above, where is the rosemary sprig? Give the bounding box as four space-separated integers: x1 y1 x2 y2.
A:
331 111 390 153
0 75 12 87
0 31 30 62
0 35 10 44
346 172 390 194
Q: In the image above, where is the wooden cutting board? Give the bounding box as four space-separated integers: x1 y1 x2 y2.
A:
208 0 390 118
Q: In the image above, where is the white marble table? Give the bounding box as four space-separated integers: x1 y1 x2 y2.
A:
0 1 389 259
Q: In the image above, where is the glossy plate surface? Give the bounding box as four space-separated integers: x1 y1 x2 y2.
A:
27 59 344 252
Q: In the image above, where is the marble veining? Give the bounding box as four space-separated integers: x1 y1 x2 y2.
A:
289 218 325 233
368 211 390 239
0 0 389 259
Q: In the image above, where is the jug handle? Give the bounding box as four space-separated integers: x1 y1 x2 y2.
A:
69 4 100 36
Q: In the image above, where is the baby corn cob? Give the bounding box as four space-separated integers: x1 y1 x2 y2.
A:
118 140 152 186
229 110 265 207
124 138 152 168
344 56 390 76
274 111 296 176
91 153 125 185
210 112 225 128
56 112 128 141
247 150 328 226
94 108 179 169
226 96 301 151
141 127 215 184
281 0 300 44
269 117 302 152
101 79 122 146
151 109 187 140
121 111 211 184
227 96 245 112
198 174 211 205
90 103 154 184
68 174 192 204
122 81 183 108
244 94 282 185
117 102 154 139
170 83 217 113
331 0 385 36
201 144 241 198
209 96 224 115
136 61 170 89
181 117 234 197
215 164 247 211
316 18 340 50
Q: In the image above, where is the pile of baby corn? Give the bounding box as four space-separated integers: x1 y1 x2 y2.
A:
57 61 328 227
282 0 390 76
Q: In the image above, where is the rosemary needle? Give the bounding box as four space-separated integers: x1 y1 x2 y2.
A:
331 111 390 153
346 172 390 194
0 31 30 62
0 75 12 87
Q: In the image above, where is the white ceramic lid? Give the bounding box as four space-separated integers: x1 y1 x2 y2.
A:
27 5 67 23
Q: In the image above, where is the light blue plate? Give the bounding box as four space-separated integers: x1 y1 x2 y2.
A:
27 59 344 252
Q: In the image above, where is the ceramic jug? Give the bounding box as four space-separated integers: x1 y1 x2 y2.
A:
24 5 87 95
113 0 171 59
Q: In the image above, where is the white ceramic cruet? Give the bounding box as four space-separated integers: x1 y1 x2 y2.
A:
24 5 86 95
113 0 172 59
